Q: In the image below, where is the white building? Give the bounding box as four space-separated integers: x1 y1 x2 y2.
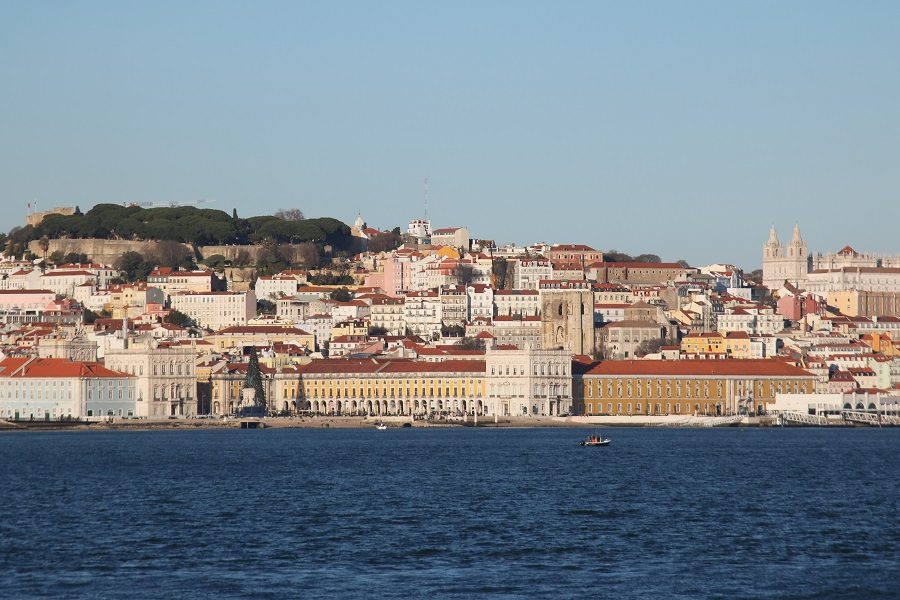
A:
38 269 96 297
594 303 627 324
369 296 405 335
255 274 301 300
298 314 334 349
403 291 442 339
170 291 257 331
430 227 470 250
148 269 217 298
717 305 784 336
105 338 198 417
467 284 494 321
494 289 540 318
514 259 553 290
407 219 432 242
485 347 572 416
0 357 136 420
276 296 328 325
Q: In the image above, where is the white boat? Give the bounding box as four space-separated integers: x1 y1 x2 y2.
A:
375 422 387 430
580 434 610 447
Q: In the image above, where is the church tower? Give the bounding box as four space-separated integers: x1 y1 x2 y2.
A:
762 224 809 291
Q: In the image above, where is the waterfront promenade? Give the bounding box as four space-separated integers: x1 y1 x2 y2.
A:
1 413 777 431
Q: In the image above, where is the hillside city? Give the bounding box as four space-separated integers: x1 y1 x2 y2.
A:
2 204 899 426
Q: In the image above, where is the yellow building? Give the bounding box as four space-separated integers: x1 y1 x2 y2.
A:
828 290 900 318
723 331 752 359
298 358 486 416
331 320 369 339
209 362 304 415
575 359 815 417
434 246 461 260
681 332 724 355
863 333 898 357
206 324 315 353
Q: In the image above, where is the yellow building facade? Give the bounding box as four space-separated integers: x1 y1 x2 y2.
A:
575 359 815 417
681 332 724 355
298 359 486 416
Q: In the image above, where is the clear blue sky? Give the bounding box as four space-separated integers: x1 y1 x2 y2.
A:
2 1 898 269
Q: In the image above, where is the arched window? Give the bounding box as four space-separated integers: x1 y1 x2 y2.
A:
558 303 563 316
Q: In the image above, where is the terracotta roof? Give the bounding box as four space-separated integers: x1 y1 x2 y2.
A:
584 359 814 377
0 357 131 378
0 289 55 295
725 331 751 339
298 358 485 375
41 270 95 277
417 347 485 356
550 244 598 252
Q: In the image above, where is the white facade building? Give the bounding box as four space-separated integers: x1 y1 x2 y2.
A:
170 291 257 331
494 290 540 317
403 291 442 338
514 259 553 291
255 275 301 300
467 284 494 321
105 338 198 417
485 347 572 416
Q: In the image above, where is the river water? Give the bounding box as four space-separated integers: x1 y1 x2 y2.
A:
1 427 898 599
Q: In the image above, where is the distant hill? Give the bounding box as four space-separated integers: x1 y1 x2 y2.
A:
8 204 351 248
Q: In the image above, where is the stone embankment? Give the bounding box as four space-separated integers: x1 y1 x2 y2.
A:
28 238 320 268
1 415 776 432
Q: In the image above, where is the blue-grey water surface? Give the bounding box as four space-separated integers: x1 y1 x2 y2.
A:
1 427 899 599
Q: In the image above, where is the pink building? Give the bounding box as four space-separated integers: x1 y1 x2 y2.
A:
0 289 56 311
777 294 821 321
372 250 422 297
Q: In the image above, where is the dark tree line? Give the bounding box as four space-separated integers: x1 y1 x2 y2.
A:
8 204 351 248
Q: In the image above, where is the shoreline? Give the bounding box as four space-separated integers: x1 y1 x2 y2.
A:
1 415 878 432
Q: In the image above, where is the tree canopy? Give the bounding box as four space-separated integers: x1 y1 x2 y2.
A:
9 204 351 248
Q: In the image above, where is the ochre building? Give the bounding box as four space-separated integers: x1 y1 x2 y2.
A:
574 359 815 417
298 358 486 416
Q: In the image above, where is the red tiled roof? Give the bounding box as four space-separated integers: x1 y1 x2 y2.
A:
298 358 484 375
41 270 95 277
0 289 55 295
0 357 130 378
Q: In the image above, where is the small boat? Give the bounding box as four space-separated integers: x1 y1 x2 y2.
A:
375 422 387 430
581 434 610 447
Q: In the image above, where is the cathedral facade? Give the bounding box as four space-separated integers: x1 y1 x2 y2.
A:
539 280 595 355
763 225 900 293
762 224 810 291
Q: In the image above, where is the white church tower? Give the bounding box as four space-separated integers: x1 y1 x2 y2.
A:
762 224 809 291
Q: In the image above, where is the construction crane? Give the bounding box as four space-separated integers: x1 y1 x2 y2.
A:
124 199 216 208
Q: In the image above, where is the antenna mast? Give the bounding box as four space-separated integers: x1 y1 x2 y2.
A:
424 177 429 222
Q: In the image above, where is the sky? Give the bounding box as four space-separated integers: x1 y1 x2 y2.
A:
1 1 898 270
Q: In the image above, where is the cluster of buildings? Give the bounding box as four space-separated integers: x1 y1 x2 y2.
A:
1 218 899 423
